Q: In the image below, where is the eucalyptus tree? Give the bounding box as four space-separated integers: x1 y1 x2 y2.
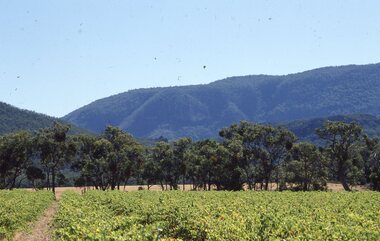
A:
172 137 192 190
282 142 328 191
364 137 380 191
74 126 144 190
220 121 296 190
0 131 33 189
368 148 380 191
103 126 145 190
189 139 229 190
36 122 76 195
141 151 161 190
316 121 364 191
219 123 247 190
74 135 113 190
151 141 177 190
26 166 46 190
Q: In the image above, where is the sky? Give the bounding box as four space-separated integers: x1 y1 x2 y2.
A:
1 0 380 117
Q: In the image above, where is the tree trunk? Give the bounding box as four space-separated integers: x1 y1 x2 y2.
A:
46 169 50 190
265 171 272 191
52 168 56 198
339 173 351 191
303 181 308 191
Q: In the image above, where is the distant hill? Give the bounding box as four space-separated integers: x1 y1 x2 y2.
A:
282 114 380 143
0 102 90 135
63 63 380 140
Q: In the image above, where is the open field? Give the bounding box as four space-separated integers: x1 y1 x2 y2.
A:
46 183 369 199
55 191 380 241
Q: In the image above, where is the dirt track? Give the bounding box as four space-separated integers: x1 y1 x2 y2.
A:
13 201 58 241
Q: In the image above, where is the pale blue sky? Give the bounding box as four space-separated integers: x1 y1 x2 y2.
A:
1 0 380 117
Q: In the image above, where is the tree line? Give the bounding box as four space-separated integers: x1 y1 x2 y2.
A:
1 121 380 195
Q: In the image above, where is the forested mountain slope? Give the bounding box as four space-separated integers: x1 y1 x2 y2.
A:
63 63 380 139
0 102 88 135
282 114 380 143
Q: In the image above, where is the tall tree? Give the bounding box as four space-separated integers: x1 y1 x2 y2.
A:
26 166 46 190
172 138 192 190
36 122 76 196
74 127 144 191
141 150 161 190
220 121 296 190
103 126 144 190
0 131 33 189
74 135 114 190
189 139 229 190
364 137 380 191
282 142 328 191
151 141 177 190
316 121 364 191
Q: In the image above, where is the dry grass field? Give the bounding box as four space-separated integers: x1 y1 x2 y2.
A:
40 182 370 200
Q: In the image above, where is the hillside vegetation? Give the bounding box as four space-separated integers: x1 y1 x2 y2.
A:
63 63 380 139
283 114 380 143
0 102 89 135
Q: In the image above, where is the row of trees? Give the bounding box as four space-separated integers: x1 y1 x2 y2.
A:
1 121 380 195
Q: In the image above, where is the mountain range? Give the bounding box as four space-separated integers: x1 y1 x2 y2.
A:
2 101 380 145
63 63 380 140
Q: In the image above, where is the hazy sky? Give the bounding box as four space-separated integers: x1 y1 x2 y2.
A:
1 1 380 117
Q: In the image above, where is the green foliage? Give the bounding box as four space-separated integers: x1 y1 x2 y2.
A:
0 190 54 240
36 122 77 195
366 139 380 191
187 139 230 191
317 121 364 191
1 119 380 191
220 121 296 190
55 191 380 241
26 166 46 189
150 141 177 190
74 126 144 190
281 142 328 191
0 131 33 189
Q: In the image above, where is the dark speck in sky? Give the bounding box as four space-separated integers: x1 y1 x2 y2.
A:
203 65 207 69
17 76 20 78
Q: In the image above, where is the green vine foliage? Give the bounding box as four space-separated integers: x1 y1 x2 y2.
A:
0 190 54 240
55 191 380 241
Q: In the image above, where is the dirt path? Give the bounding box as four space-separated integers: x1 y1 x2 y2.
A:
13 201 59 241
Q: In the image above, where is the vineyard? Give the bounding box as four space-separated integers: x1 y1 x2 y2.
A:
55 191 380 241
0 190 54 240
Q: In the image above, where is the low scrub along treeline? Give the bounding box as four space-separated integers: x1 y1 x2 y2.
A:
1 121 380 194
